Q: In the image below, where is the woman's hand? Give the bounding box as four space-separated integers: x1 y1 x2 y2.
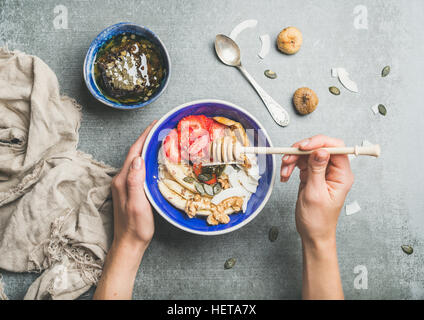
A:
111 120 157 250
94 121 156 300
280 135 354 244
280 135 354 300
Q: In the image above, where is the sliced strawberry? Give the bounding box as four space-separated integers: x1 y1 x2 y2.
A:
189 134 210 156
208 120 226 142
178 126 193 161
163 129 180 163
177 115 210 137
178 115 210 161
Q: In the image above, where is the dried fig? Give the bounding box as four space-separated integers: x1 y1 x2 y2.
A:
277 27 303 55
293 87 319 115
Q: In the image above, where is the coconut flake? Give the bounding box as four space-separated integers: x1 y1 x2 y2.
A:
346 201 361 216
258 34 270 59
245 153 260 180
224 165 237 175
228 171 241 188
237 169 258 193
371 104 379 114
242 193 251 212
337 68 358 93
229 19 258 41
211 186 251 206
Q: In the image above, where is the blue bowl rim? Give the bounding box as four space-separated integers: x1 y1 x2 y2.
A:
141 99 276 236
83 22 171 110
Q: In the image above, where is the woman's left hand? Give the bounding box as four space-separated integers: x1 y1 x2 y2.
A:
94 120 156 300
110 120 157 250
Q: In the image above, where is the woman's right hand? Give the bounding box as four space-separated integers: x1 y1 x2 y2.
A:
280 135 354 300
280 135 354 245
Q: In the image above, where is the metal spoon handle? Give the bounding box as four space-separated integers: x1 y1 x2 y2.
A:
237 65 290 127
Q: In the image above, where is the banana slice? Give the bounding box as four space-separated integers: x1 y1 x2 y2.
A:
213 116 239 127
158 164 173 180
163 156 197 193
213 116 249 147
158 180 187 211
222 136 232 163
162 178 194 200
215 137 222 163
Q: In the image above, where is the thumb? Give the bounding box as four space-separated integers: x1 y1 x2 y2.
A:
126 156 146 202
306 149 330 189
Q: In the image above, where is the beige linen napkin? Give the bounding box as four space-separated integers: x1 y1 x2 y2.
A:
0 48 117 299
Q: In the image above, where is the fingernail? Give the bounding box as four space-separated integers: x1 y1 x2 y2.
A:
300 139 310 148
283 155 290 161
282 166 288 176
314 151 327 163
132 157 142 170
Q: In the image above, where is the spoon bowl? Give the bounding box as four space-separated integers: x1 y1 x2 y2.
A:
215 34 241 66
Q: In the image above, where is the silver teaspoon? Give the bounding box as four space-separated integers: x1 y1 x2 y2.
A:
214 34 290 127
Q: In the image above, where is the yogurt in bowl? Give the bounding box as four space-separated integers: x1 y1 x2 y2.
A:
142 99 276 235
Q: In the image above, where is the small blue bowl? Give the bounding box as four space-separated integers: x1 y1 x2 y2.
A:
83 22 171 110
142 99 276 235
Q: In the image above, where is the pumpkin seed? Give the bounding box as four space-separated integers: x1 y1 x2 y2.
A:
329 86 340 95
264 70 277 79
194 182 205 195
268 226 279 242
378 104 387 116
201 166 215 174
183 176 195 183
202 165 226 176
224 258 236 269
401 245 413 255
232 164 241 171
203 184 214 196
216 165 226 176
198 173 212 182
213 183 222 195
381 65 390 77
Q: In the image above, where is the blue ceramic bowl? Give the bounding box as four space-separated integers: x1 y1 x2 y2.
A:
83 22 171 110
142 99 276 235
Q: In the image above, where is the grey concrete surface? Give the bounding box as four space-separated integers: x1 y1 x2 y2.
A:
1 0 423 300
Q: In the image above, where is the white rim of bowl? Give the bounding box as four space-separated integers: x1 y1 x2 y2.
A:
141 99 276 236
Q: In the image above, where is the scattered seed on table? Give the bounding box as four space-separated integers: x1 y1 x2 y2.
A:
381 65 390 77
268 226 279 242
329 86 340 95
264 70 277 79
401 245 413 255
224 258 236 269
378 104 387 116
